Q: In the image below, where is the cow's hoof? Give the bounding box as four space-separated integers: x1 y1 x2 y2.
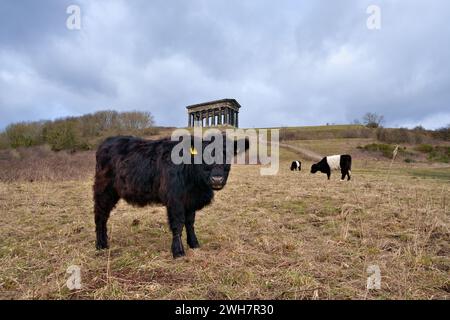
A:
187 238 200 249
96 243 109 250
173 251 186 259
188 242 200 249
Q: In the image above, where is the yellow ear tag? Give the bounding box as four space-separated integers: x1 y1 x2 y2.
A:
190 147 198 155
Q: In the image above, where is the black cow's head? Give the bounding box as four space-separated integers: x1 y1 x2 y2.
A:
310 163 319 174
192 135 249 190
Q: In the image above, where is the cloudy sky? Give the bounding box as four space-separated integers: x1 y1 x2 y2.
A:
1 0 449 130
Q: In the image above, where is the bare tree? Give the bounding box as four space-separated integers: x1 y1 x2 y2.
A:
118 111 154 130
363 112 384 128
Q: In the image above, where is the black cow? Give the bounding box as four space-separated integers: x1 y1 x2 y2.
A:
310 155 352 181
93 135 249 258
290 160 301 171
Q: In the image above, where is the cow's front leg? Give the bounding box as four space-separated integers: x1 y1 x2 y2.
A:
167 202 185 258
185 210 200 249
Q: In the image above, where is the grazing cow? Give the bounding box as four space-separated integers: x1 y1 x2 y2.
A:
290 160 301 171
310 155 352 181
93 135 249 258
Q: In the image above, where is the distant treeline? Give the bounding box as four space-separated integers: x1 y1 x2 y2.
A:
0 110 157 151
375 126 450 144
279 125 450 144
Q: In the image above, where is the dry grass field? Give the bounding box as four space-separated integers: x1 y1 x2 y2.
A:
0 137 449 300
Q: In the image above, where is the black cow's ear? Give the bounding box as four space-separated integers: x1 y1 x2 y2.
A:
234 138 250 155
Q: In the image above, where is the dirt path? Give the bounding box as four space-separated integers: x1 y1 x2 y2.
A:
275 141 323 161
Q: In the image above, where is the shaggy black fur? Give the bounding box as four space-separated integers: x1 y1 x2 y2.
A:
93 135 249 258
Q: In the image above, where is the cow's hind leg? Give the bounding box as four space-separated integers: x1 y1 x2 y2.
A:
167 202 186 258
94 187 119 250
185 210 200 249
347 170 351 181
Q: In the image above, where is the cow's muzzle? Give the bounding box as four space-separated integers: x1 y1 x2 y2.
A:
210 176 225 190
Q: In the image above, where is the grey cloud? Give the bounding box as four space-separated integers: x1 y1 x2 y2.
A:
0 0 449 130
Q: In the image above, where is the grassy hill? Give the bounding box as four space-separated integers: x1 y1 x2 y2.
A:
0 124 448 299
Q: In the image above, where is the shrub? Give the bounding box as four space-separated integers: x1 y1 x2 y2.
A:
5 122 44 148
362 143 413 158
415 144 434 153
0 146 95 182
363 143 396 158
0 110 156 151
0 132 9 149
412 145 449 163
376 128 429 144
140 127 161 136
432 125 450 141
43 120 90 151
428 146 450 163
